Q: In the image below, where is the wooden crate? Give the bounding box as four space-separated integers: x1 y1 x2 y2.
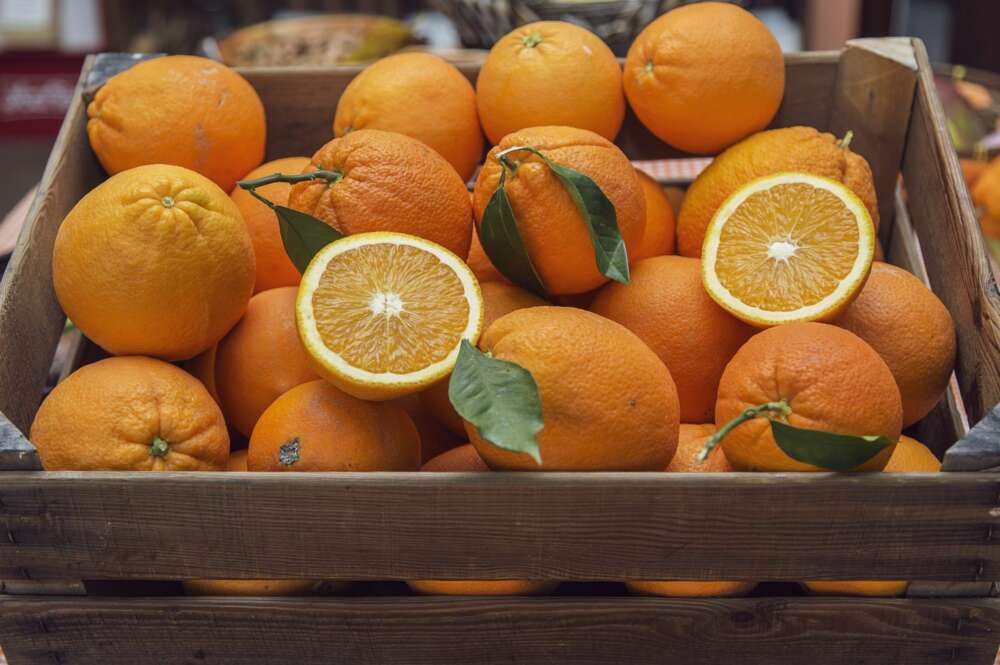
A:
2 38 1000 665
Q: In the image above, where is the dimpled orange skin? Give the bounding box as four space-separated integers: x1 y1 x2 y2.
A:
53 164 256 361
409 444 555 596
231 157 311 293
87 55 265 192
214 287 318 439
467 307 679 471
624 3 783 155
883 435 941 472
835 263 956 427
334 52 483 182
716 322 902 472
391 393 464 463
476 21 624 145
421 281 549 436
632 169 676 261
248 380 420 472
288 129 473 258
182 448 328 597
677 126 880 257
591 256 754 423
627 424 753 597
30 357 229 471
474 126 645 295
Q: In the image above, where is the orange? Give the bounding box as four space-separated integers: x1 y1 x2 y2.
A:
591 256 754 423
702 173 875 327
231 157 311 293
185 343 220 404
624 3 784 154
333 52 483 181
296 232 483 401
631 169 676 261
961 158 989 190
408 444 555 596
802 580 908 597
420 443 488 472
883 435 941 472
835 262 956 426
476 21 624 145
87 55 265 191
474 126 646 295
248 380 420 471
391 393 464 463
467 307 679 471
214 287 318 438
667 424 732 473
663 186 685 214
288 129 472 258
30 356 228 471
972 156 1000 241
627 580 756 598
803 437 939 598
626 424 753 597
182 448 326 597
421 280 548 436
466 226 508 285
53 164 255 361
715 322 902 472
677 126 880 257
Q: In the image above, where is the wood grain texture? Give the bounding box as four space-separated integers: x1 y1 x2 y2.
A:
829 39 917 244
903 41 1000 437
0 412 39 471
1 595 998 665
0 56 103 435
0 472 997 582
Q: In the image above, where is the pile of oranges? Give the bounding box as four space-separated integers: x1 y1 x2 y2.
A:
31 3 956 600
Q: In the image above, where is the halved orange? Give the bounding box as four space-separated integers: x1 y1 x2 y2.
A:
297 232 483 400
702 172 875 327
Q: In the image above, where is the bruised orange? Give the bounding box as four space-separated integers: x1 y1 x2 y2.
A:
248 380 420 471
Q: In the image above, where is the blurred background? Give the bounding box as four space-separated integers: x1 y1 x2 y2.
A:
1 0 999 266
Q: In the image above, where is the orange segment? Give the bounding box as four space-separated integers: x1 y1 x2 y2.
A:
702 172 874 327
297 232 483 400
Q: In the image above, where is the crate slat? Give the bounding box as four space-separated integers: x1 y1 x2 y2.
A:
1 471 997 581
0 595 998 665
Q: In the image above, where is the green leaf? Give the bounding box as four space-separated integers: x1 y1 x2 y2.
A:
274 205 344 274
771 420 892 471
448 340 544 464
479 171 546 296
546 160 630 284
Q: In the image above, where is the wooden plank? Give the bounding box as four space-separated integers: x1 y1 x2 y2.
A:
0 596 998 665
0 413 38 471
902 40 1000 433
829 38 917 246
0 56 103 435
0 472 997 581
